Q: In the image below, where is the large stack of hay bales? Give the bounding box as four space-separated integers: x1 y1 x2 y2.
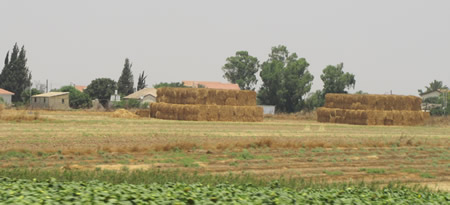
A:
317 93 429 126
150 88 263 122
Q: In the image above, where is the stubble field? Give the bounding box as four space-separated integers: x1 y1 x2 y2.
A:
0 110 449 192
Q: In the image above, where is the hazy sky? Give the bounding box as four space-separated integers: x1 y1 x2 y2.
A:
1 0 449 96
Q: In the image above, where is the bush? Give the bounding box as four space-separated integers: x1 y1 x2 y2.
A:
58 86 92 109
112 99 142 109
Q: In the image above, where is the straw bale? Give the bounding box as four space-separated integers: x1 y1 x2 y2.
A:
157 88 257 106
150 102 263 122
135 109 151 118
323 93 422 111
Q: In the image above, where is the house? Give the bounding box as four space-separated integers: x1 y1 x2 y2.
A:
124 88 157 103
182 81 240 90
420 89 449 111
0 88 14 105
31 92 70 110
74 85 87 92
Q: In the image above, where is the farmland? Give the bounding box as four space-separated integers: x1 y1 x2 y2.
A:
0 110 449 202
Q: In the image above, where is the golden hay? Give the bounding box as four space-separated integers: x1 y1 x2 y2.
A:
157 88 257 106
112 109 139 119
317 107 429 126
135 109 151 118
324 93 422 111
150 102 263 122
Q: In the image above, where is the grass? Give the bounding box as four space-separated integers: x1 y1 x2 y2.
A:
359 168 386 174
0 110 448 191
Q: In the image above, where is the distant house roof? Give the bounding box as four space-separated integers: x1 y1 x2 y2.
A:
0 88 14 95
32 92 69 98
124 88 157 99
75 85 87 92
182 81 240 90
420 89 450 97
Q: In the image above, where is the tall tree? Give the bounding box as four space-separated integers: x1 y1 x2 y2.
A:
0 43 32 102
320 63 355 95
137 71 147 91
117 58 134 96
85 78 117 108
418 80 448 94
222 51 259 90
258 45 314 113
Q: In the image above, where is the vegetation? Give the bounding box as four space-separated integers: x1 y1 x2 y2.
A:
117 58 134 96
222 51 259 90
0 43 32 103
418 80 448 95
20 88 42 104
58 86 92 109
0 176 446 204
85 78 117 108
137 71 147 91
153 82 186 88
258 45 314 113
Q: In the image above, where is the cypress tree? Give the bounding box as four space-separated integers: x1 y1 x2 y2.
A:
117 58 134 96
0 43 32 102
137 71 147 91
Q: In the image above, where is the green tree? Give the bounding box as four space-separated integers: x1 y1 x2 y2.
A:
58 86 92 109
153 82 186 88
21 88 42 104
0 43 32 102
418 80 448 94
85 78 117 108
137 71 147 91
320 63 355 96
117 58 134 96
258 45 314 113
304 90 324 111
222 51 259 90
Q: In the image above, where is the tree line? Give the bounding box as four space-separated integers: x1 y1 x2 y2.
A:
222 45 355 112
0 43 447 114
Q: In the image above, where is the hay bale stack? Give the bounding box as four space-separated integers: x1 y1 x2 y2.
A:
318 94 428 126
157 88 256 106
151 88 262 122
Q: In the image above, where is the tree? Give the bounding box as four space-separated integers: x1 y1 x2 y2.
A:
0 43 32 102
21 88 42 104
58 86 92 109
222 51 259 90
304 90 324 111
85 78 117 108
117 58 134 96
258 45 314 113
137 71 147 91
153 82 186 88
418 80 448 94
320 63 355 96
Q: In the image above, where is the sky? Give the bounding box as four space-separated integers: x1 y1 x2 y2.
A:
1 0 449 96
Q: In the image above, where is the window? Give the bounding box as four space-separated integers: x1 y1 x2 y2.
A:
62 99 64 104
34 98 36 103
44 98 46 103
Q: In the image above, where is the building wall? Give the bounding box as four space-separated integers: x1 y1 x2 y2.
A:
31 94 69 110
259 105 276 114
0 94 12 105
142 95 156 104
49 95 70 110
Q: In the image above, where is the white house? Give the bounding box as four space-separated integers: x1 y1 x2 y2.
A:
124 88 157 103
0 88 14 105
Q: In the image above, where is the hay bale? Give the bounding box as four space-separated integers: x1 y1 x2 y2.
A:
135 109 151 118
112 109 139 119
157 88 257 106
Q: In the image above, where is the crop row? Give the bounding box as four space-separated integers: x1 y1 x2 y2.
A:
0 177 448 204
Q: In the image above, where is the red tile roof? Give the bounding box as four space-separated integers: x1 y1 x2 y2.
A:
0 88 14 95
75 85 87 92
182 81 240 90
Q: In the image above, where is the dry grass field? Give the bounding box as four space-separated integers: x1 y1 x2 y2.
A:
0 109 448 190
